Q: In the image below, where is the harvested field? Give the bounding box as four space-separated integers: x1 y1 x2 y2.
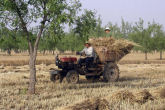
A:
1 62 165 110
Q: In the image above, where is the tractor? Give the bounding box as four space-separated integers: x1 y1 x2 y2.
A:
49 54 119 83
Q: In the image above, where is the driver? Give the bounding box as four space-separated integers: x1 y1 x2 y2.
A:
77 42 95 70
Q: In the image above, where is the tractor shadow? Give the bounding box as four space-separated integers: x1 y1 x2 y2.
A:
118 76 146 82
60 76 161 90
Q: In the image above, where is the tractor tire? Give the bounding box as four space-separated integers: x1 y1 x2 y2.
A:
66 70 79 84
103 62 119 82
50 74 62 83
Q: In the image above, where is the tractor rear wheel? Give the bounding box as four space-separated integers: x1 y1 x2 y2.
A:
103 62 119 82
66 70 79 84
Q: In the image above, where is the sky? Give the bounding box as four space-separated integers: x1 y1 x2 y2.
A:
80 0 165 28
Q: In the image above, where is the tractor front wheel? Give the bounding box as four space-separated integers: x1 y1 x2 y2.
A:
50 74 61 83
66 70 79 84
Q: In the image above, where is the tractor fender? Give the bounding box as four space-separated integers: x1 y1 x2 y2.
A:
49 69 61 75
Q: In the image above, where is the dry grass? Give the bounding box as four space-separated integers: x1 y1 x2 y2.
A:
1 62 165 110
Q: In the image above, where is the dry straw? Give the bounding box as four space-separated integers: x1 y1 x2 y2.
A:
134 89 154 104
88 37 138 62
110 90 136 103
65 97 110 110
110 89 154 104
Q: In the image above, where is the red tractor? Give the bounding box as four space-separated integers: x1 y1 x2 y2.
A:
50 54 119 83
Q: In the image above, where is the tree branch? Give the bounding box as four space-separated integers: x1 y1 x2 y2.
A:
33 1 48 54
10 0 33 54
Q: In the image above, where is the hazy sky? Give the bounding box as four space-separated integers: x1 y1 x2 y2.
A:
81 0 165 28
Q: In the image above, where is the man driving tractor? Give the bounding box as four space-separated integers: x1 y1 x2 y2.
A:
76 27 112 71
77 42 96 71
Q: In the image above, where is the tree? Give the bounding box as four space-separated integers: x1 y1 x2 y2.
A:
150 23 165 60
0 27 19 55
74 10 97 41
129 18 153 60
107 22 122 38
92 16 104 37
1 0 81 94
56 32 84 51
121 18 133 39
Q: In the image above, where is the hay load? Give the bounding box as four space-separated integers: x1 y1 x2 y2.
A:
88 37 136 62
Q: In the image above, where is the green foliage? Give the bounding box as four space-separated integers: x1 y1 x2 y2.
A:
56 33 84 51
0 27 19 54
107 22 122 38
150 23 165 51
0 0 82 49
121 18 133 39
91 16 104 37
74 10 97 41
129 19 153 53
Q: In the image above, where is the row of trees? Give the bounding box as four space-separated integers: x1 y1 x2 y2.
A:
129 19 165 60
1 13 165 60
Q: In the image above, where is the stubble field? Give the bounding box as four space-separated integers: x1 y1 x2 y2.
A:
0 52 165 110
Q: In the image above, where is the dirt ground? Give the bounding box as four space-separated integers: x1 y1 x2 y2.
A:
1 62 165 110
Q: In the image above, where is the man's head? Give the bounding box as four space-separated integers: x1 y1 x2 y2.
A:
84 42 91 48
105 27 111 33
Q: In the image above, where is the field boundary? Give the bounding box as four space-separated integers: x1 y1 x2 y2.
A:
119 60 165 64
0 59 165 66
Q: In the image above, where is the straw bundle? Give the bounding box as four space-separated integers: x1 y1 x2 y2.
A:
110 90 136 103
88 37 136 62
110 90 154 104
134 89 154 104
65 97 110 110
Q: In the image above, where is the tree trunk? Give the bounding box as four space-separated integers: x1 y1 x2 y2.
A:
145 52 148 60
28 53 37 94
160 50 163 60
53 50 55 55
12 0 47 94
43 50 46 55
7 49 11 55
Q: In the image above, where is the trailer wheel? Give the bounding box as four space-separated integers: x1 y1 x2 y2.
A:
66 70 79 84
103 62 119 82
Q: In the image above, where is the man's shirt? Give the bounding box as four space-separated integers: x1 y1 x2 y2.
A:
80 46 95 57
105 32 112 37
